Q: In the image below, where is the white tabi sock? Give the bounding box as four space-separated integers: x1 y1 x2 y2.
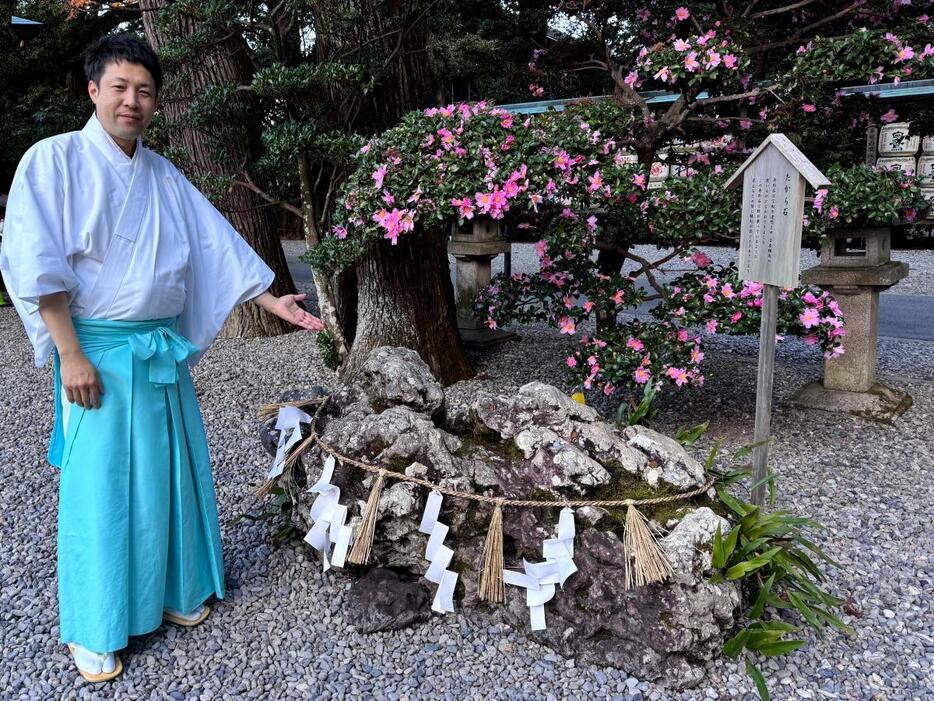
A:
69 643 117 675
163 604 207 622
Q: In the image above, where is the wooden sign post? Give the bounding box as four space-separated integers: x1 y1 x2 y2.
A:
725 135 829 507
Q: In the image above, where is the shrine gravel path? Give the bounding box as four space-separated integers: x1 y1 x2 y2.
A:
2 272 933 699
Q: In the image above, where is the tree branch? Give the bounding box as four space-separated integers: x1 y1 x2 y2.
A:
748 1 867 54
695 84 778 106
750 0 820 19
233 171 302 218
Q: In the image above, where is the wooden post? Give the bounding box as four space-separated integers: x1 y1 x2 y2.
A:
725 135 830 509
751 284 779 506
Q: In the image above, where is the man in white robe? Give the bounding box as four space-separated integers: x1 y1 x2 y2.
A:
0 34 322 682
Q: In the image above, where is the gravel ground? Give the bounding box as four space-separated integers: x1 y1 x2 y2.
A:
2 254 933 699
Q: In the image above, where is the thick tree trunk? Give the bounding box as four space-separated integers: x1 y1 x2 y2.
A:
140 1 297 338
341 227 472 386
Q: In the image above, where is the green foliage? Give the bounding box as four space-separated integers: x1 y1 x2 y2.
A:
815 164 929 227
708 460 853 700
316 329 340 370
647 171 742 245
614 381 657 428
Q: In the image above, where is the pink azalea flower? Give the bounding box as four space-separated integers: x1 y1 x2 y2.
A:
451 197 475 219
674 39 690 52
802 104 816 113
559 316 576 335
721 283 735 299
683 51 700 72
554 150 571 170
723 53 737 69
372 165 388 189
674 7 690 21
690 347 704 364
895 46 915 62
703 293 715 304
691 251 713 268
332 225 348 240
486 318 498 330
880 109 899 124
603 382 616 397
534 239 548 258
653 66 671 83
633 173 648 190
626 337 645 352
800 308 821 329
529 83 545 97
612 289 626 305
705 50 721 70
677 328 689 342
634 367 652 384
802 291 820 306
583 300 594 313
588 170 604 191
566 355 577 368
730 311 743 324
828 207 840 220
705 319 718 334
624 71 639 89
813 188 828 213
666 367 690 386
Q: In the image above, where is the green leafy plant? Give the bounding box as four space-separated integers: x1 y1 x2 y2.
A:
814 164 929 227
614 380 657 427
708 461 854 700
316 330 340 370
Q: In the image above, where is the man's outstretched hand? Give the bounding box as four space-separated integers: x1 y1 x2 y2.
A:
254 292 325 331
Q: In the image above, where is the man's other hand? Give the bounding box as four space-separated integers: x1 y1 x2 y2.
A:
267 293 325 331
60 351 104 409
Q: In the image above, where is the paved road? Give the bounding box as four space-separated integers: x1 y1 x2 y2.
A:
286 252 934 342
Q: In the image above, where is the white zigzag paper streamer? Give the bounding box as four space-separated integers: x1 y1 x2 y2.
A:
303 455 353 571
267 405 313 480
418 490 458 614
503 507 577 630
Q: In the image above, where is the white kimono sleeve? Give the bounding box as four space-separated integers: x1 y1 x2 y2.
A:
0 144 81 365
174 174 275 363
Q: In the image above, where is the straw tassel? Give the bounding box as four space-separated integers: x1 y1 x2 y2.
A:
478 499 505 603
347 469 387 565
623 504 673 589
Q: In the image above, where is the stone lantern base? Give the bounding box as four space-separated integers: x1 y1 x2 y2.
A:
788 381 913 425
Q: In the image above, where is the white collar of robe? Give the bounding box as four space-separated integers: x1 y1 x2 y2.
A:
81 113 144 167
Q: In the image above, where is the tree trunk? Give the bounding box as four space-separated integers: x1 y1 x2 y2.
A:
139 0 298 338
341 227 472 386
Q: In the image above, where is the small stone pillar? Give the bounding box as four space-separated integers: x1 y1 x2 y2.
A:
448 218 516 348
790 226 912 422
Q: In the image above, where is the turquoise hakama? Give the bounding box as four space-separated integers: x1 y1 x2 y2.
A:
50 318 225 653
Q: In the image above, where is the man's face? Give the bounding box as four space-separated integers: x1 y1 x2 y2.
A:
87 60 157 149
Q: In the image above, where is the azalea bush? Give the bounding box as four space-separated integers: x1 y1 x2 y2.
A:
653 263 847 360
811 164 929 226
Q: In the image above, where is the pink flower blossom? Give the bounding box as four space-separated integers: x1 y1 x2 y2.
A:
691 251 713 268
588 171 604 191
813 188 828 213
673 38 690 52
612 289 626 305
633 173 648 190
586 215 599 231
529 83 545 97
730 311 743 324
802 334 819 346
559 316 576 335
603 383 616 397
451 197 475 219
624 71 640 89
626 337 645 352
739 119 752 130
634 367 652 384
828 207 840 220
653 66 671 83
566 355 577 368
372 165 388 189
721 283 735 299
895 46 915 62
690 347 704 364
554 150 571 170
674 6 690 21
332 225 348 240
880 109 899 123
677 328 689 342
800 307 821 329
802 104 816 113
705 319 718 334
683 51 700 72
723 53 737 69
704 50 721 70
486 318 498 330
666 367 690 386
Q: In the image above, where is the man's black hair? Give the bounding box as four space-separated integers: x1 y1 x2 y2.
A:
84 34 163 94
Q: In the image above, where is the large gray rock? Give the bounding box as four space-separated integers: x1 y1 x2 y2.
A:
281 347 739 688
353 346 446 417
345 568 431 633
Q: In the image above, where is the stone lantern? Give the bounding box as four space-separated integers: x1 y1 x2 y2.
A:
790 226 912 421
448 218 516 348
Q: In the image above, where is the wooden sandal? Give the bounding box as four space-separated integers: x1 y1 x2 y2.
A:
163 604 210 627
